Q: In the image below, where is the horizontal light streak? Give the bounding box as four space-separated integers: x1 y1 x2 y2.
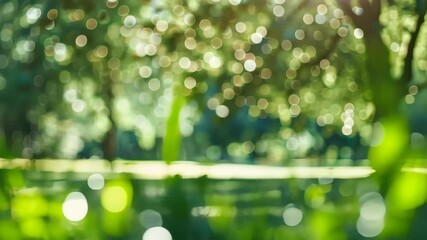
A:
0 159 378 180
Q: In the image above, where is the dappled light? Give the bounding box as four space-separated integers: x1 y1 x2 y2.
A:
2 0 408 161
1 0 427 239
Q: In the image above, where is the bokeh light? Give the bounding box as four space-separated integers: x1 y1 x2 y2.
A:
244 59 256 72
87 173 105 190
101 186 128 213
353 28 364 39
356 192 385 237
139 209 163 229
142 227 172 240
26 7 42 24
282 204 303 227
62 192 88 222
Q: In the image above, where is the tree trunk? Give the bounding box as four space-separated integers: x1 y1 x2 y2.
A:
337 0 411 194
102 125 117 161
364 33 405 118
363 25 409 195
100 60 117 162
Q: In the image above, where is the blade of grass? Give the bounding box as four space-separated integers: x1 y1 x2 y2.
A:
162 84 185 164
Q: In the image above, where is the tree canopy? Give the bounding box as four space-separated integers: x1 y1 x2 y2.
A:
0 0 426 164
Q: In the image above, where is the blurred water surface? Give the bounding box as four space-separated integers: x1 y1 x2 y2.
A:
1 159 427 240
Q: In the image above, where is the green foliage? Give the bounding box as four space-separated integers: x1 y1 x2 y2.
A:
0 0 426 162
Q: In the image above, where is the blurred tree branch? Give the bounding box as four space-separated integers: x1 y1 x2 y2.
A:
401 6 427 85
337 0 381 34
307 34 341 67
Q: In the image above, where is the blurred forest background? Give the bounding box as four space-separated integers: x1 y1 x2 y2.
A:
1 0 427 239
0 0 426 164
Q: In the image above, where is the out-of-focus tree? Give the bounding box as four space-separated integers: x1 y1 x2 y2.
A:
0 0 426 169
334 0 427 194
